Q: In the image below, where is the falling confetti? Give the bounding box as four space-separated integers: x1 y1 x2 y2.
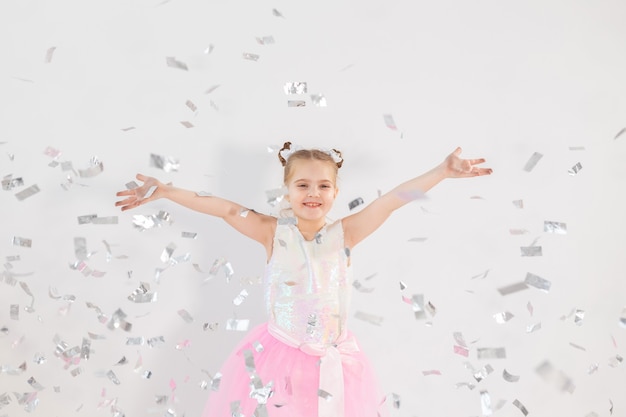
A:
166 56 188 70
44 46 57 63
523 152 543 172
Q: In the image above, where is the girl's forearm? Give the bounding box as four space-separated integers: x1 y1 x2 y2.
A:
385 162 447 210
161 184 241 218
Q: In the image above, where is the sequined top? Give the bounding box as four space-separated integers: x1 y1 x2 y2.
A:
264 219 353 346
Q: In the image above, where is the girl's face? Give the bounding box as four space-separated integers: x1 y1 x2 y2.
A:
286 159 338 222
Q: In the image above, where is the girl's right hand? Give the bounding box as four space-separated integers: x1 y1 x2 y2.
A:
115 173 164 211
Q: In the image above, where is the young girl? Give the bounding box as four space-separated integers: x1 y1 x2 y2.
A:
115 142 492 417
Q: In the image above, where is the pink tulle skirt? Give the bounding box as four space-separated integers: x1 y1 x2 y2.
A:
201 322 388 417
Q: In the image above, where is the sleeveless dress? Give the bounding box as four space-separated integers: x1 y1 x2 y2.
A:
201 219 388 417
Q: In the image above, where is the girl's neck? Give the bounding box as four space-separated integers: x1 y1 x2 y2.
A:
295 217 326 240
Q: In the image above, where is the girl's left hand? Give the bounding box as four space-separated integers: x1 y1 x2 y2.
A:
443 147 493 178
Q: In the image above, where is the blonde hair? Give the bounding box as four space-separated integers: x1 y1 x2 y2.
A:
278 142 343 184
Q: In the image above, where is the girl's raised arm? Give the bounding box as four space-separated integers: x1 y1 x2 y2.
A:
115 174 276 254
342 147 492 248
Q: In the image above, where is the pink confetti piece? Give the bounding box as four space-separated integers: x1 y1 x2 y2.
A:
454 345 469 357
422 370 441 376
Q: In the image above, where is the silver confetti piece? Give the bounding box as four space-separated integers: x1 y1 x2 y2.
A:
609 354 623 368
180 121 194 128
128 282 157 303
502 369 520 382
521 246 542 256
226 319 250 331
287 100 306 107
166 56 188 70
512 199 524 208
614 127 626 140
61 161 74 172
453 332 468 347
74 237 88 260
256 35 275 45
203 322 219 331
523 152 543 172
71 367 82 377
277 217 297 225
204 84 220 94
493 311 514 324
477 347 506 359
1 176 24 190
480 390 492 416
574 309 585 325
253 341 264 353
471 269 490 279
544 220 567 234
408 237 427 243
12 236 32 248
512 399 529 416
354 311 384 326
77 214 97 224
44 46 57 63
526 322 542 333
181 231 197 239
178 309 194 323
108 308 132 332
349 197 364 210
569 146 585 150
10 304 19 320
147 336 166 348
107 370 121 385
399 281 407 290
619 307 626 328
161 242 177 263
233 289 249 306
497 281 528 295
121 126 135 132
588 363 599 374
455 382 476 390
524 272 551 292
90 216 118 225
243 52 260 61
150 153 180 172
310 94 327 107
318 389 333 401
353 280 374 293
15 184 40 201
33 353 46 364
243 349 256 372
383 114 397 130
80 338 91 359
284 82 307 94
272 8 284 17
535 360 575 393
568 162 583 175
569 342 586 351
473 364 494 382
78 157 104 177
266 187 286 206
185 100 197 112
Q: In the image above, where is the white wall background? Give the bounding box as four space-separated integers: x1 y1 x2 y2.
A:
1 0 626 416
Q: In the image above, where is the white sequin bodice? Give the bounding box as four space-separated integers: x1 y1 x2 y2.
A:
264 219 353 346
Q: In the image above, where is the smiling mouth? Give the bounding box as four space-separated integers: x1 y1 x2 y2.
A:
303 202 321 207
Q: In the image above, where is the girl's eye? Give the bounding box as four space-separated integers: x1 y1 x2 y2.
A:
298 184 307 188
